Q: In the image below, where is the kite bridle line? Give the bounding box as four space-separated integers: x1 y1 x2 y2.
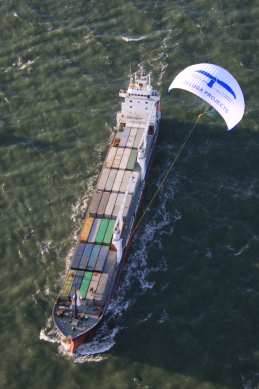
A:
130 110 209 239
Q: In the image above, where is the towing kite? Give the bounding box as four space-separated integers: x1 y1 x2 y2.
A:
168 63 245 130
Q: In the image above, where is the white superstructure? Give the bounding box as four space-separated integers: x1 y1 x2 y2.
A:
117 65 161 131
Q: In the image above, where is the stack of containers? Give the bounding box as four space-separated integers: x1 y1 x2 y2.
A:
80 217 94 242
78 243 93 270
86 272 101 302
94 246 109 272
68 124 144 301
60 270 76 298
71 244 86 270
94 273 109 305
69 270 84 297
79 271 93 299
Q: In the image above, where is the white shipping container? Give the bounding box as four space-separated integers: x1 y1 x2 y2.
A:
97 168 110 191
112 193 124 217
105 147 117 168
120 171 132 193
112 170 124 192
112 147 124 169
104 192 118 218
105 169 117 191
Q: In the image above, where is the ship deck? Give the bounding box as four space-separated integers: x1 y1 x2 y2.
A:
53 123 154 338
53 68 160 340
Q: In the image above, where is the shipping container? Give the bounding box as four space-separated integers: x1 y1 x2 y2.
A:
87 245 101 270
119 171 132 193
112 193 124 218
105 169 117 191
119 148 131 170
86 272 101 301
95 246 109 272
88 218 102 243
103 219 116 244
88 191 102 217
105 147 117 168
95 219 109 244
69 270 84 296
112 147 124 169
73 270 85 288
94 273 109 304
133 128 144 148
119 127 130 147
97 192 110 217
112 170 124 192
126 149 138 170
78 243 94 270
60 270 76 297
79 271 93 299
96 168 110 191
104 192 117 218
80 217 94 242
104 251 117 274
70 243 86 270
126 128 137 148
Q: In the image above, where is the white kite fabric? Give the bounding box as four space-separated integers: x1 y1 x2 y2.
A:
168 63 245 130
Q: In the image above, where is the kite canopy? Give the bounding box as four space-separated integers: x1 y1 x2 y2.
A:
168 63 245 130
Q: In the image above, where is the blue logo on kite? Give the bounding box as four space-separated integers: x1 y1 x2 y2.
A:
196 70 236 99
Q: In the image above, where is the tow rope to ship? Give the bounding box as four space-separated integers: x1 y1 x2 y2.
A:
131 111 207 238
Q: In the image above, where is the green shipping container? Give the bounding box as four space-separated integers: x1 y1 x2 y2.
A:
103 220 116 245
79 271 93 299
126 149 137 170
95 218 109 244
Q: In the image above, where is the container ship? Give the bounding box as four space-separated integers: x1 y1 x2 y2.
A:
52 67 161 353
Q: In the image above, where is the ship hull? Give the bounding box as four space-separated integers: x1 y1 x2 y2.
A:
52 68 161 353
56 133 159 353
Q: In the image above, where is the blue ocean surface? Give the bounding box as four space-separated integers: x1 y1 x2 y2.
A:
1 1 259 388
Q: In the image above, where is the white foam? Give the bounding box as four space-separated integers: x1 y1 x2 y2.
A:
125 196 172 292
40 317 60 345
139 312 153 323
40 328 59 344
233 243 250 256
39 240 53 256
70 174 97 224
14 57 35 71
158 309 170 323
74 325 120 364
121 35 147 42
